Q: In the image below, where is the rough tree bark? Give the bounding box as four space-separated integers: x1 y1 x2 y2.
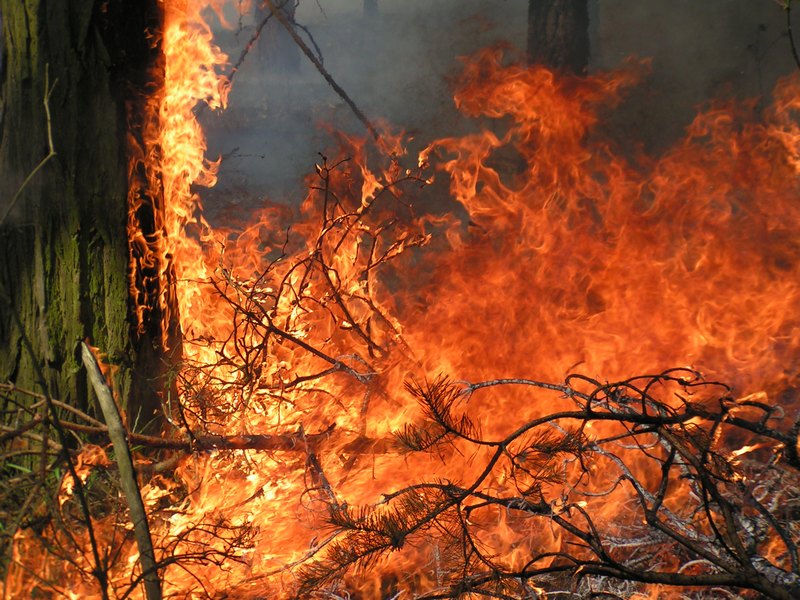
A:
0 2 159 424
528 0 590 73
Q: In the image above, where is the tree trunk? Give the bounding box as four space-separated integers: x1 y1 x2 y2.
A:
527 0 590 73
0 1 159 423
364 0 378 17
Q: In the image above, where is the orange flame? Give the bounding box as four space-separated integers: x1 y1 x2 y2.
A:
6 2 800 598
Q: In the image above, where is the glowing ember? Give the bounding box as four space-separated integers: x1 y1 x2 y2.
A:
5 1 800 598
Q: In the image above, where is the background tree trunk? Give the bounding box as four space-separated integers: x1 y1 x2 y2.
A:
0 1 159 423
256 0 300 72
528 0 590 73
364 0 378 18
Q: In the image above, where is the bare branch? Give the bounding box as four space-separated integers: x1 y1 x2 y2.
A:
81 342 162 600
262 0 380 141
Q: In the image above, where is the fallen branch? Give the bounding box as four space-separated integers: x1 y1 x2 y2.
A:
81 342 161 600
136 423 340 453
0 385 396 458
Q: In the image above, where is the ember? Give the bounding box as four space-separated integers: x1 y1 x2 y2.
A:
3 1 800 599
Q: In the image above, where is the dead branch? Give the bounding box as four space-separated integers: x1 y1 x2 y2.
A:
81 342 161 600
0 383 107 428
0 417 47 446
262 0 380 141
228 9 275 85
785 1 800 71
0 383 391 457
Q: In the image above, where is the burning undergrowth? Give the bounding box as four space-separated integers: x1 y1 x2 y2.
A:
4 3 800 599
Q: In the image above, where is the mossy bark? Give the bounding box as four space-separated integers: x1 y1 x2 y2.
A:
0 1 159 421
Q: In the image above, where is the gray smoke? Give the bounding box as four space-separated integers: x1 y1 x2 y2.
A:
199 0 798 221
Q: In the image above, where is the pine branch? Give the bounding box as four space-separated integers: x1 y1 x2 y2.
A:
294 371 800 598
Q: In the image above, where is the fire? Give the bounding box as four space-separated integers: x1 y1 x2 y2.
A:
409 47 800 398
5 1 800 598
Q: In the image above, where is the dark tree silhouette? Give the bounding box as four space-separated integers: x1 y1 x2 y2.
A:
528 0 590 73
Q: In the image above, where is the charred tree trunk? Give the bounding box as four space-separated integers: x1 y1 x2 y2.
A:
0 2 159 423
527 0 590 73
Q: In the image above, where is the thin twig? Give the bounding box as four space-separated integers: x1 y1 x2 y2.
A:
228 11 275 85
0 64 58 228
0 383 106 427
787 1 800 70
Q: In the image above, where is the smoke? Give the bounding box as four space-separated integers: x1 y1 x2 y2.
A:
198 0 798 221
593 0 798 152
200 0 528 218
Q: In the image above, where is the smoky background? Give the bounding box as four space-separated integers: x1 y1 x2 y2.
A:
198 0 798 220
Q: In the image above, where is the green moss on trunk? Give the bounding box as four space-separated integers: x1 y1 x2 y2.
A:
0 1 158 419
